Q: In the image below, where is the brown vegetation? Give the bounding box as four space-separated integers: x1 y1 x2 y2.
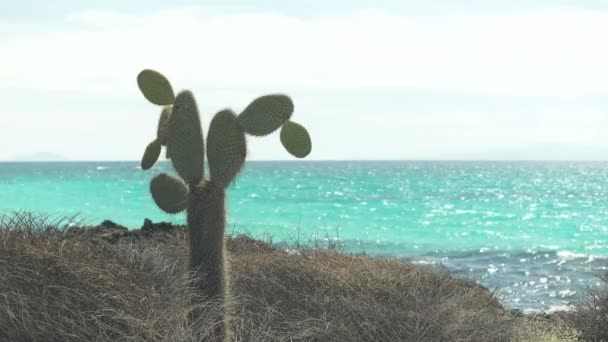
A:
0 213 587 341
568 271 608 342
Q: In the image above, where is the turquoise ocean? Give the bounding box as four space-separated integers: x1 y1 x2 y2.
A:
1 161 607 312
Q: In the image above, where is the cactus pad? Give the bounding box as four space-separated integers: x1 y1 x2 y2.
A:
237 94 293 136
207 110 247 188
141 139 161 170
280 120 311 158
150 173 189 214
157 106 172 145
168 91 205 185
137 69 175 106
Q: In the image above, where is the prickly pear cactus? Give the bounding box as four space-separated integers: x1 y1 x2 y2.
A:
136 69 311 341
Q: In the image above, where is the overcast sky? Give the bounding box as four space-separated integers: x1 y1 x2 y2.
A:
1 0 608 160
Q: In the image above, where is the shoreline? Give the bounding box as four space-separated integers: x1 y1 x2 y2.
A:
63 218 584 316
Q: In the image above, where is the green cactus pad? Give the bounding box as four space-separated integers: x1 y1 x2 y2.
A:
150 173 188 214
157 106 172 145
237 94 293 136
141 139 162 170
137 69 175 106
207 110 247 188
168 91 205 185
280 120 311 158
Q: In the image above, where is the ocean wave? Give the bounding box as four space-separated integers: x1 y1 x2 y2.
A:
556 250 608 264
522 304 573 315
407 248 608 262
556 250 587 261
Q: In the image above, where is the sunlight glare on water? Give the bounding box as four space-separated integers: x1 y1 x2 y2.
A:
1 160 607 311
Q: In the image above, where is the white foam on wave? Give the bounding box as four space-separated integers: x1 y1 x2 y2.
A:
556 251 587 261
556 251 608 263
412 260 436 265
546 304 574 313
558 289 577 298
454 209 477 215
522 213 534 220
522 304 574 315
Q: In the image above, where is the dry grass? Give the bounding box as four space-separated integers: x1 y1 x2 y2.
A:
0 213 522 341
229 237 516 341
0 213 218 341
512 315 580 342
567 271 608 342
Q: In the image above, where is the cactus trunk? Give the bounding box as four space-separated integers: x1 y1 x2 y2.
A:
187 181 230 340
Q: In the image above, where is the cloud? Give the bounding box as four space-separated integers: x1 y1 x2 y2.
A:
1 5 608 160
0 6 607 96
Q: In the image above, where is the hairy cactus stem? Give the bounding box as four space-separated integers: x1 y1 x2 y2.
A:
187 179 230 337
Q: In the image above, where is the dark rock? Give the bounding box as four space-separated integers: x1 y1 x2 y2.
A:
97 220 127 231
141 218 178 234
509 309 524 318
64 226 86 236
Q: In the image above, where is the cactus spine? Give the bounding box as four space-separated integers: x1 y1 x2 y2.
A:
136 69 312 341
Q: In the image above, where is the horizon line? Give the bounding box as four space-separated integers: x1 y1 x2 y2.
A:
3 159 608 163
